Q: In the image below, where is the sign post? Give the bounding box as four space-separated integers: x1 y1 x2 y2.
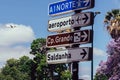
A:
47 0 95 80
72 10 81 80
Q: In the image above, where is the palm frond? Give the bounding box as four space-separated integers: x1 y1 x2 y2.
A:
104 9 120 39
111 9 120 17
105 15 111 21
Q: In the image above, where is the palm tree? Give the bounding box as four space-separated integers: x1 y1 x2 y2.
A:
94 9 120 80
104 9 120 39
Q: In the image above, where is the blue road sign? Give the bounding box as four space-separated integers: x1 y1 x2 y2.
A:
48 0 94 16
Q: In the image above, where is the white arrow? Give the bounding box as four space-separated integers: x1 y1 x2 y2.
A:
83 0 90 6
81 31 88 41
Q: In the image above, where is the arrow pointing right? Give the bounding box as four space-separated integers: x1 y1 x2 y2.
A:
82 13 89 24
80 49 87 59
81 31 88 41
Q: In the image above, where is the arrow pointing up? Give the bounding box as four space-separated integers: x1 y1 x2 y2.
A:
81 31 88 41
80 49 87 59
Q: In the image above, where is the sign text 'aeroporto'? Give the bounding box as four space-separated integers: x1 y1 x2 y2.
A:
48 12 94 32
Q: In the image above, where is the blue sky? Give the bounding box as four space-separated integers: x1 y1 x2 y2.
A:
0 0 120 80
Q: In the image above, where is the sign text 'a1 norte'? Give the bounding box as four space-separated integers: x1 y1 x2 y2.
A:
47 47 92 64
47 30 93 47
48 0 94 16
48 12 94 32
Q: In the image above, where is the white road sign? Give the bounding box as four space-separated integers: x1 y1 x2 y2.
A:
48 12 94 32
47 47 92 64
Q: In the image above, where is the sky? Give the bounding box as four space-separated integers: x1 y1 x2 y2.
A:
0 0 120 80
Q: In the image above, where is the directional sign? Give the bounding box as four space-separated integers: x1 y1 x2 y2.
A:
46 30 93 47
47 47 92 64
48 12 94 32
48 0 94 16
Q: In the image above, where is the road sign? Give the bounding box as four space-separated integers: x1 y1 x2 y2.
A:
47 47 92 64
48 0 94 16
46 30 93 47
48 12 94 32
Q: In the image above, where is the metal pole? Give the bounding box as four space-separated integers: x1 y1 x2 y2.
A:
72 10 81 80
91 29 94 80
72 61 79 80
91 12 100 80
91 12 94 80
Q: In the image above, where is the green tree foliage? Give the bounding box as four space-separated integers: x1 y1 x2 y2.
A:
0 38 71 80
0 56 32 80
61 70 72 80
94 74 108 80
30 38 47 55
0 73 14 80
30 38 71 80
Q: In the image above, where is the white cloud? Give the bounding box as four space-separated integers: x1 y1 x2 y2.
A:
79 66 91 75
78 62 91 79
93 47 106 56
0 23 35 68
79 75 91 80
0 46 34 61
93 48 108 76
0 23 35 46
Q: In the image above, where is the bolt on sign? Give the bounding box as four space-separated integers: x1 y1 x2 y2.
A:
46 29 93 47
47 47 92 64
48 0 95 16
48 12 94 32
